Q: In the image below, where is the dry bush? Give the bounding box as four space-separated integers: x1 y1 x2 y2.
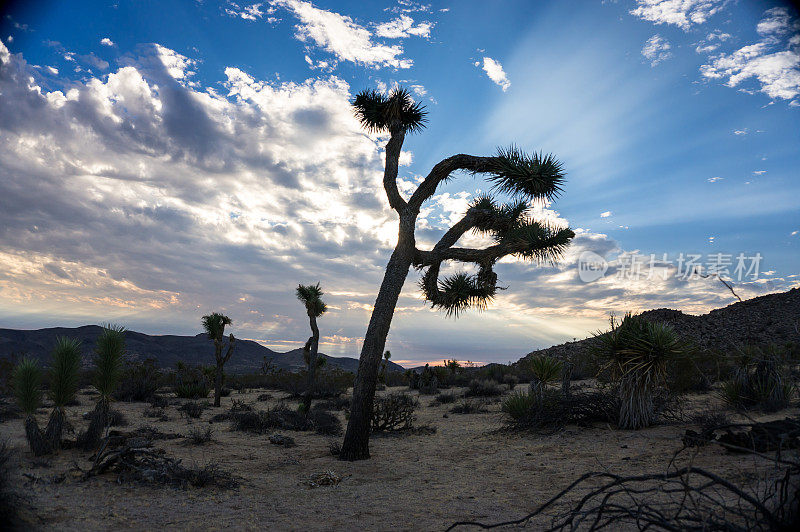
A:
450 398 488 414
465 379 503 398
184 426 214 445
371 393 417 432
178 401 207 420
429 391 459 406
114 359 163 402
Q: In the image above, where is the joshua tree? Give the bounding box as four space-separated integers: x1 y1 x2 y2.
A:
12 357 50 456
44 337 82 450
379 350 391 384
202 312 235 407
81 324 125 451
340 87 575 460
296 283 327 414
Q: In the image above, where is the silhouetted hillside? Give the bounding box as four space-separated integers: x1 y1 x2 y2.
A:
519 288 800 365
0 325 404 374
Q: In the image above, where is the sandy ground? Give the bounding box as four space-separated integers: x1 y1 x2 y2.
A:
0 384 793 531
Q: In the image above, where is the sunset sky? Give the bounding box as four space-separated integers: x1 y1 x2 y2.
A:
0 0 798 366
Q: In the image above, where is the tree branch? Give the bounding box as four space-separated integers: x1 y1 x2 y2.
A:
408 154 494 212
222 333 235 364
383 125 408 213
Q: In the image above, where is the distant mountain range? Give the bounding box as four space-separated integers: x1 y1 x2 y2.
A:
0 325 405 374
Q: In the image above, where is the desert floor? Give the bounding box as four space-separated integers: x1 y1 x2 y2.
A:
0 383 793 531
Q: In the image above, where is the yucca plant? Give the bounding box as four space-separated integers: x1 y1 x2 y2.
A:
202 312 235 407
524 356 563 393
720 345 794 412
296 283 327 415
341 86 574 460
44 337 82 450
592 313 690 429
81 324 126 451
13 357 50 455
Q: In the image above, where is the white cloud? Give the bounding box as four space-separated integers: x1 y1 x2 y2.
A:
733 128 748 135
600 211 612 218
100 38 115 47
271 0 413 69
707 176 723 182
641 34 672 66
46 66 58 75
630 0 724 30
695 30 731 54
374 14 432 39
753 170 766 175
479 56 510 91
225 2 274 21
700 8 800 101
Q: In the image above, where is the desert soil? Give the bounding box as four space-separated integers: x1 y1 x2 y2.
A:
0 384 793 531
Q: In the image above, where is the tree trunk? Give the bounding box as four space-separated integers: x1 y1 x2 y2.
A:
24 415 51 456
44 408 66 451
302 315 320 415
81 398 108 452
213 341 223 407
340 232 414 460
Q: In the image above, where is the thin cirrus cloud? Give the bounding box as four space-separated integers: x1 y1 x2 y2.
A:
641 34 672 66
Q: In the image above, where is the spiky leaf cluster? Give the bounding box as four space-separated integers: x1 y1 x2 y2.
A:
49 337 82 408
202 312 233 342
13 357 42 415
422 270 496 318
94 324 125 398
352 88 427 134
484 146 565 201
498 220 575 263
296 283 327 318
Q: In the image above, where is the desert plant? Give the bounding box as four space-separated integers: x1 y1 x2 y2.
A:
592 314 690 429
502 388 619 430
379 350 392 384
450 398 488 414
340 87 574 460
296 283 327 414
720 345 794 412
81 324 126 451
174 364 211 399
465 379 503 398
12 357 50 456
309 406 343 436
371 393 418 432
179 401 207 419
202 312 236 407
185 426 214 445
430 391 458 406
524 355 562 393
114 358 162 402
43 337 82 450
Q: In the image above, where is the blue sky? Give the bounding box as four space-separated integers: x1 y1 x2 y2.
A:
0 0 798 366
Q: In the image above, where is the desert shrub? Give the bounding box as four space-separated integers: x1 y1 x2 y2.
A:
450 398 488 414
592 313 691 429
143 407 170 421
409 364 439 394
256 393 273 402
309 407 343 436
257 368 353 398
429 391 458 406
178 401 207 419
384 371 408 387
13 357 50 456
149 395 169 408
230 404 314 434
371 393 417 432
114 359 162 402
465 379 503 398
174 365 211 400
503 374 519 390
219 387 232 398
720 345 794 412
185 426 214 445
503 388 619 430
107 408 127 426
314 397 350 411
